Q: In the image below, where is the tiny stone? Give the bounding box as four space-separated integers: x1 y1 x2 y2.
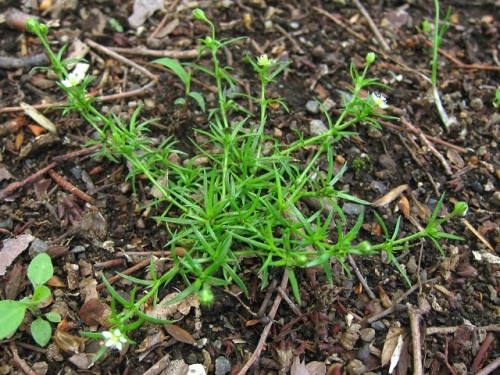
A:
309 119 328 136
367 127 383 138
346 359 367 375
477 145 487 157
341 202 362 215
311 45 325 58
371 321 386 331
136 218 146 229
406 256 418 274
30 238 48 255
70 167 83 180
492 191 500 207
70 245 86 254
469 97 483 111
215 357 231 375
322 98 336 111
359 328 375 342
289 21 300 29
306 100 320 114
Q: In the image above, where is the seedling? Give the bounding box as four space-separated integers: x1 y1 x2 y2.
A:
430 0 456 131
0 253 61 346
494 87 500 108
151 57 205 113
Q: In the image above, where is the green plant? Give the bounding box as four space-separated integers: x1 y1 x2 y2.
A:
150 57 205 113
26 11 467 364
494 87 500 108
0 253 61 346
429 0 456 131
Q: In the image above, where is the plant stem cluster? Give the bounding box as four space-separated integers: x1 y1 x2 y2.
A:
24 11 466 364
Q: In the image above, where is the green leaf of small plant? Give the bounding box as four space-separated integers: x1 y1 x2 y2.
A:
152 58 189 87
45 312 62 323
188 92 206 112
32 285 52 305
0 300 27 339
28 253 53 287
31 317 52 347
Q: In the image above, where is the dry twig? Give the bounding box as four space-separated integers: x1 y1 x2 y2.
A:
407 305 424 375
347 254 376 300
351 0 391 53
236 271 289 375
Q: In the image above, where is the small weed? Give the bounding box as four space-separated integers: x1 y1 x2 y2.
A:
25 11 467 365
0 253 61 346
493 87 500 108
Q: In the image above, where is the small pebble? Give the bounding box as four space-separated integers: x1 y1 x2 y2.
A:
30 238 48 255
311 45 325 58
371 321 386 331
359 328 375 342
469 97 483 111
215 357 231 375
341 203 362 215
306 100 320 114
309 119 328 136
322 98 336 111
492 191 500 207
346 359 367 375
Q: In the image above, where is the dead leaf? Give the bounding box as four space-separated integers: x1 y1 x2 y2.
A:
3 263 25 299
0 165 15 182
372 184 408 207
397 195 410 219
156 18 180 38
446 148 465 168
0 234 35 276
20 102 57 132
388 334 404 373
78 298 111 326
381 327 406 368
128 0 164 28
306 361 326 375
165 324 195 345
146 292 199 320
291 357 310 375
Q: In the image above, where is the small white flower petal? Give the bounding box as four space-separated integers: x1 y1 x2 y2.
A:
102 331 112 339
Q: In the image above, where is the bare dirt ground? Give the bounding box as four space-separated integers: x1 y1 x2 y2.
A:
0 0 499 374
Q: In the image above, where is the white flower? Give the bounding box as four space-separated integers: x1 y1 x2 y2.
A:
61 62 89 87
257 54 274 67
371 92 389 109
102 329 127 351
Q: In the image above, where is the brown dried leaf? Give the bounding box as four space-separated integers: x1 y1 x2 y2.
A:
381 327 406 368
446 148 465 168
0 234 35 276
165 324 195 345
46 275 66 288
397 195 410 219
78 298 111 326
146 292 199 320
291 357 310 375
372 184 409 207
306 361 326 375
3 263 25 299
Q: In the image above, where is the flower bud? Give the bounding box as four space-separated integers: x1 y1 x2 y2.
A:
365 52 376 64
452 202 468 216
357 241 373 254
193 9 209 23
198 287 214 306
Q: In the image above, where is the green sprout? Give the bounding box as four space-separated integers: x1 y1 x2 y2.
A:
430 0 456 131
494 87 500 108
0 253 61 346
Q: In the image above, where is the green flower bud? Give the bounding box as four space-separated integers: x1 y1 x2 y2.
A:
198 287 214 306
193 9 209 23
295 254 309 267
25 18 40 33
357 241 372 254
365 52 376 64
452 201 468 216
